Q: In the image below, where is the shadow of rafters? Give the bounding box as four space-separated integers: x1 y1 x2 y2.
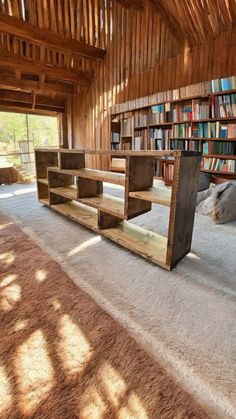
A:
0 212 209 419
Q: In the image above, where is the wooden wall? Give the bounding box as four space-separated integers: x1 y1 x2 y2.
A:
69 1 236 167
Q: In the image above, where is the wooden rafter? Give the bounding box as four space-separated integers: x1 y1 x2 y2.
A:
0 88 65 113
0 50 94 85
0 72 74 95
0 12 106 60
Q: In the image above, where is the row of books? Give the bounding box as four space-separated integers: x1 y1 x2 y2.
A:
149 104 172 124
113 77 236 115
202 157 236 173
170 140 200 152
192 99 209 120
202 142 235 155
173 123 191 138
168 122 236 138
211 77 236 93
134 114 147 127
211 94 236 119
163 162 174 181
122 118 132 136
172 103 192 122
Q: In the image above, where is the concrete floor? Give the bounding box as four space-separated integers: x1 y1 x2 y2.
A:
0 182 236 418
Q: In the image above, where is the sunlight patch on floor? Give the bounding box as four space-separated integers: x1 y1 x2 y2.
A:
0 274 17 288
1 283 21 311
67 236 102 257
118 392 148 419
15 330 54 415
58 314 93 375
0 365 12 416
80 386 107 419
35 269 47 283
13 319 29 333
101 363 126 408
0 251 15 266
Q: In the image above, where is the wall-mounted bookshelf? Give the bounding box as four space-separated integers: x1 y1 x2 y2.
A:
35 148 201 270
110 76 236 184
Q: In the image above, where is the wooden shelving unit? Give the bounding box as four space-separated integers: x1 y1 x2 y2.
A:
35 148 201 270
110 82 236 184
35 148 59 205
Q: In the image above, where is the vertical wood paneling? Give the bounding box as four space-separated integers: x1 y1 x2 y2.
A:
71 1 236 169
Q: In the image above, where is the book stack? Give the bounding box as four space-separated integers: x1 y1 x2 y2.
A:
134 114 148 127
211 76 236 93
172 102 192 122
163 160 174 181
202 157 236 173
149 128 172 150
149 104 172 124
192 99 209 120
122 118 132 136
192 122 236 138
203 141 235 155
173 123 192 138
134 136 143 150
211 93 236 118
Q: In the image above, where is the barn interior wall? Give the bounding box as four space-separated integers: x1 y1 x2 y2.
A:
71 2 236 168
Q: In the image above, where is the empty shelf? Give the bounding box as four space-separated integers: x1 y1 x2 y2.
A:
77 168 126 186
50 185 77 200
102 221 168 268
48 167 125 186
80 194 125 218
51 201 98 231
129 187 171 206
38 178 48 185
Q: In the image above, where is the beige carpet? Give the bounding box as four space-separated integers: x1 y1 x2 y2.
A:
0 212 210 419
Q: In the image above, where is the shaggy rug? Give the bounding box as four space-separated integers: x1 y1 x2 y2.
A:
0 212 209 419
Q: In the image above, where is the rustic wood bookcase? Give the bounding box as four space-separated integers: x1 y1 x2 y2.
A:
35 148 201 270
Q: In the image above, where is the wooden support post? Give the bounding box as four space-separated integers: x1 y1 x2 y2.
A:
166 153 202 269
125 156 154 219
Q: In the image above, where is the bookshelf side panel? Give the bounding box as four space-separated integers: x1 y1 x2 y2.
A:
167 155 201 268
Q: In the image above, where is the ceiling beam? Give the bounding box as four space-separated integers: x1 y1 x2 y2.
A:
0 89 66 109
0 71 74 95
0 103 59 117
0 51 94 84
0 13 106 60
0 99 64 113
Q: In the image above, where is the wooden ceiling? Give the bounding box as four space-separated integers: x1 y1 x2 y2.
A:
150 0 236 46
0 0 235 114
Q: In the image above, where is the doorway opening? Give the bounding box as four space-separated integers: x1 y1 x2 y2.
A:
0 112 59 183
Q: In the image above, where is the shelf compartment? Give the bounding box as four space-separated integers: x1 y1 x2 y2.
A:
51 201 98 231
102 221 168 269
50 185 77 200
79 194 125 219
76 168 125 186
129 186 171 206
